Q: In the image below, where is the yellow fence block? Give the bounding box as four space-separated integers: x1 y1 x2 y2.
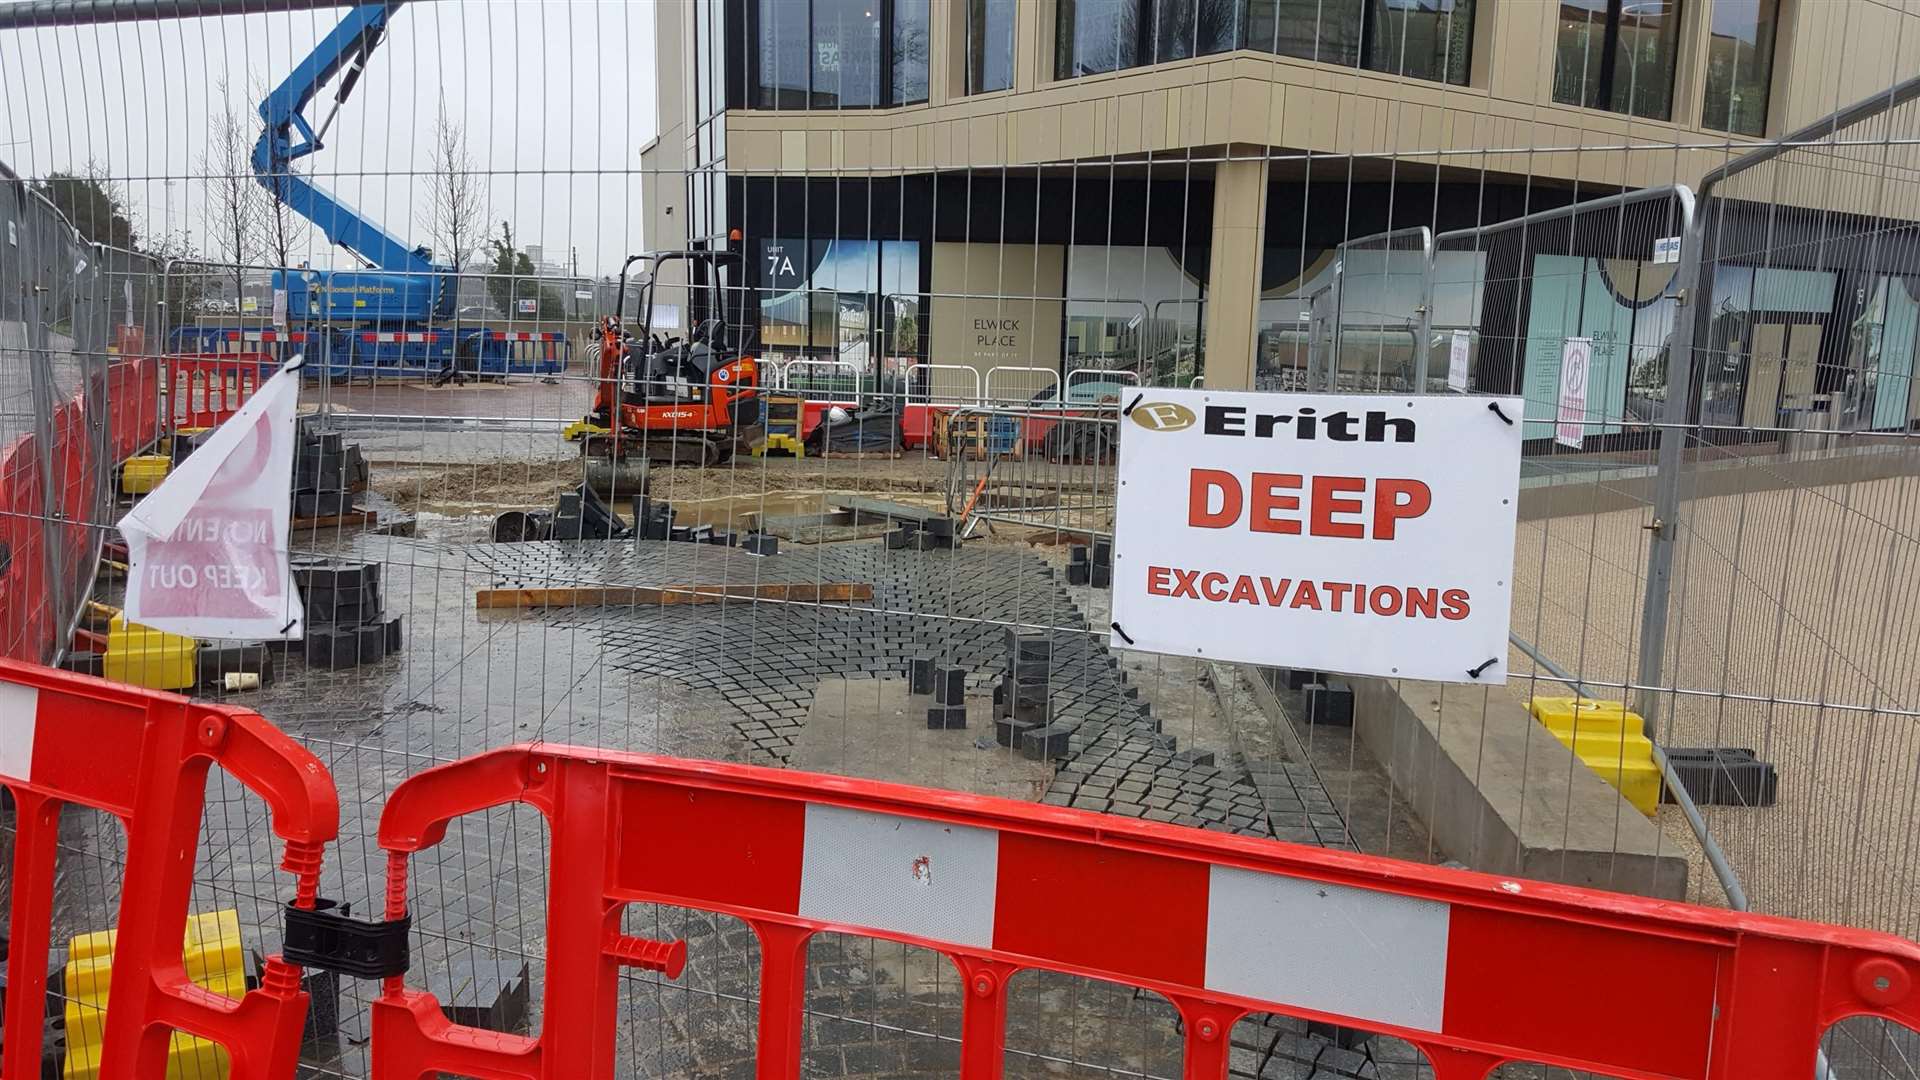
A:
64 910 248 1080
1530 696 1644 737
119 455 172 495
102 616 198 691
1575 753 1664 818
1531 697 1661 816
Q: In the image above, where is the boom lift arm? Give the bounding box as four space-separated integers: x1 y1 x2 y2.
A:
250 2 451 319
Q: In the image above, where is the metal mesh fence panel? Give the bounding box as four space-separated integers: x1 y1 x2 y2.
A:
2 3 1919 1078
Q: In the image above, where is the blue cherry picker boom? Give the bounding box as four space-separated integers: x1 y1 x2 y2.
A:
173 1 567 380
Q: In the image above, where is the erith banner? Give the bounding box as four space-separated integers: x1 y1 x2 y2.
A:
1109 389 1523 684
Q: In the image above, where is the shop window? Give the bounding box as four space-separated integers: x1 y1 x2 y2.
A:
756 238 922 377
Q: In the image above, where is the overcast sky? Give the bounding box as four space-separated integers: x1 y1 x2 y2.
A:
0 0 658 276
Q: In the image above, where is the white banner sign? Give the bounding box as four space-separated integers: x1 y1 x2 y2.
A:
1556 337 1591 449
1447 330 1471 392
118 366 305 640
1109 389 1523 684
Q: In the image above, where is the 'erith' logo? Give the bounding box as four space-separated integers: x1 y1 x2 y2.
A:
1130 402 1196 432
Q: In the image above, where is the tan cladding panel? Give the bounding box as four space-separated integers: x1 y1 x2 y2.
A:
929 242 1065 385
723 0 1920 196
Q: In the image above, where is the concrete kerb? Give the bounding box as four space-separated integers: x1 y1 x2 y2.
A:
1345 676 1690 900
1518 442 1920 521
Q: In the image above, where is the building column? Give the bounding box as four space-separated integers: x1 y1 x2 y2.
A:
1203 151 1270 390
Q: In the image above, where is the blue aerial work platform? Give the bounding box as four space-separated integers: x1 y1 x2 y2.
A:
183 2 567 380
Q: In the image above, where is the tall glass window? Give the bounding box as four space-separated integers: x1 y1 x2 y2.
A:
1196 0 1244 55
967 0 1017 93
1057 0 1146 78
1249 0 1362 67
1155 0 1197 63
1702 0 1778 136
1065 0 1471 85
756 0 810 107
893 0 930 103
1553 0 1681 121
752 0 926 109
812 0 882 107
1368 0 1473 85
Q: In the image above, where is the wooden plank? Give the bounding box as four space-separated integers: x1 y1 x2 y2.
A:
829 495 944 524
475 582 874 610
292 510 377 530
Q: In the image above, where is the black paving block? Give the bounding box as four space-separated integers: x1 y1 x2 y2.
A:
1304 679 1355 726
926 705 968 730
907 657 935 696
1020 724 1073 761
303 627 381 670
933 667 966 705
1007 631 1055 664
995 717 1036 748
1283 667 1322 690
742 533 778 557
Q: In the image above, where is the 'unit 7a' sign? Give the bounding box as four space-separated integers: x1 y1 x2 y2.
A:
1109 389 1523 684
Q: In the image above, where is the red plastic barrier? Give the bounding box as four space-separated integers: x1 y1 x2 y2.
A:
0 435 54 662
0 661 341 1080
107 355 162 459
899 403 953 451
367 744 1920 1080
169 354 273 430
0 354 162 664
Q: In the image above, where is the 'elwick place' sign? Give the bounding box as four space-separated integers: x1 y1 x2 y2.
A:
1109 389 1524 684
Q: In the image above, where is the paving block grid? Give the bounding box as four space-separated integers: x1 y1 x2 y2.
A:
455 537 1295 841
1 532 1402 1080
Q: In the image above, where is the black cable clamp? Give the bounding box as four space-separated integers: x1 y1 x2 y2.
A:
282 899 411 980
1467 658 1499 679
1486 402 1513 426
1110 622 1136 645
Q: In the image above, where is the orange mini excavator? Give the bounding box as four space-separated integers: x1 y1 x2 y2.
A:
578 248 761 472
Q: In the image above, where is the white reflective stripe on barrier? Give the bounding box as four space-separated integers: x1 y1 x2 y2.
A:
798 804 1000 948
0 681 37 781
1205 865 1450 1031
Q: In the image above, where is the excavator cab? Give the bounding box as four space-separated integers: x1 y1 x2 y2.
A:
583 248 761 469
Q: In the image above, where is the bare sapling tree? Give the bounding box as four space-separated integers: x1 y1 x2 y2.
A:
424 97 487 292
201 83 261 309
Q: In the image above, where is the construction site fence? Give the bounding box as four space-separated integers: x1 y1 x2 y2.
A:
942 405 1120 541
2 660 1918 1080
0 179 166 668
8 3 1920 1072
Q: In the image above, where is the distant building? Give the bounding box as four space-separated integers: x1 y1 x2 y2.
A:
640 0 1920 433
